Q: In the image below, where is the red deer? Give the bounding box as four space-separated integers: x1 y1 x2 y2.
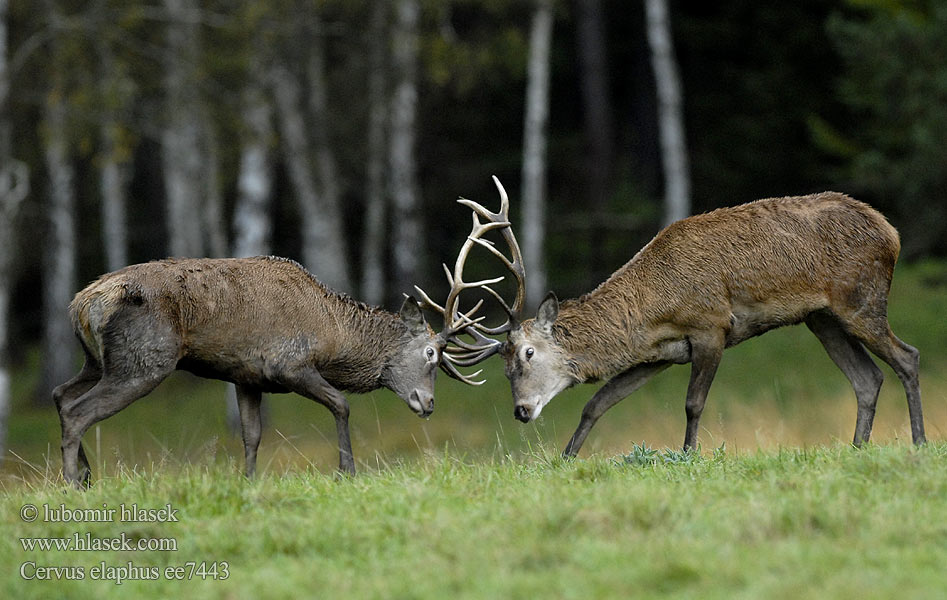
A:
53 254 493 486
438 186 926 455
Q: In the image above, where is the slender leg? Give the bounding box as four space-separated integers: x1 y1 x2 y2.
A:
682 332 724 452
849 318 925 444
279 367 355 475
563 362 670 458
53 357 102 484
60 374 168 487
805 312 884 446
235 385 263 478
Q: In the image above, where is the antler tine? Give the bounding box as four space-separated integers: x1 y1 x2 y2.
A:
439 360 486 386
418 176 525 385
443 349 497 367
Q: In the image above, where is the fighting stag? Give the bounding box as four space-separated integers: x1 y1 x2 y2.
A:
441 188 925 454
54 255 486 486
516 194 923 454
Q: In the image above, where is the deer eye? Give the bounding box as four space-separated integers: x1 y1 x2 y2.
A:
525 347 534 360
425 347 436 360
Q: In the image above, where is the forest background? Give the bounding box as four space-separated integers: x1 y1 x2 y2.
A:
0 0 945 465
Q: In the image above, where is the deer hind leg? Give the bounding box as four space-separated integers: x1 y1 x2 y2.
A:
60 372 169 487
844 314 924 445
805 311 884 447
235 385 263 478
53 353 102 485
563 361 670 458
60 310 179 487
683 331 724 452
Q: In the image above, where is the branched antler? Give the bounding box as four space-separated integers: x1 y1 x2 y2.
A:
414 176 526 385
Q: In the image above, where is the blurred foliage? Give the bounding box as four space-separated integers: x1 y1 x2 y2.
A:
826 0 947 257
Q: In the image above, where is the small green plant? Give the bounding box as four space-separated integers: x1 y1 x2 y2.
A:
618 442 661 466
618 443 712 467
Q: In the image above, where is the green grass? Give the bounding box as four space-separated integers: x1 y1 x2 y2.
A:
2 443 946 599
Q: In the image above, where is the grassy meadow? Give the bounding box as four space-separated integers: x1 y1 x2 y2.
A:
1 260 946 598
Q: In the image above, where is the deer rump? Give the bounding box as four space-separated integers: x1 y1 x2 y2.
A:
70 256 386 395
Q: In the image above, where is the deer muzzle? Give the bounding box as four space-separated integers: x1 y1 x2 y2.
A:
514 404 535 423
408 389 435 418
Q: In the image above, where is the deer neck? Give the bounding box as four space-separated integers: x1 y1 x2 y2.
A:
551 280 652 382
306 293 406 393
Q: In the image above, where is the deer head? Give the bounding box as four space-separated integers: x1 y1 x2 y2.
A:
381 295 444 418
501 292 576 422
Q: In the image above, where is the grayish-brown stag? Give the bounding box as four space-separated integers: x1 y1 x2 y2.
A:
54 255 485 486
443 187 925 455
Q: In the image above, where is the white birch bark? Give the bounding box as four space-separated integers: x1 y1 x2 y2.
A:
360 1 389 305
388 0 423 299
522 0 554 308
644 0 691 225
41 79 77 402
99 122 128 270
271 63 351 292
98 40 130 271
162 0 204 257
232 67 273 259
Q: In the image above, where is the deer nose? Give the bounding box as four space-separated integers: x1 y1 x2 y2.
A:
411 390 434 418
514 405 532 423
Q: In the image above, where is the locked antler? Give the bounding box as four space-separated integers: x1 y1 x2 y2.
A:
414 176 526 385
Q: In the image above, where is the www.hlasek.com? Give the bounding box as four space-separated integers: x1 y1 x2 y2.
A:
18 503 229 584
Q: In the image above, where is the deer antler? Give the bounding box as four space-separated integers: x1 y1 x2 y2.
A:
414 176 526 385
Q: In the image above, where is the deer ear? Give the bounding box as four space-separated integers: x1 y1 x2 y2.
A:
535 291 559 333
399 295 428 336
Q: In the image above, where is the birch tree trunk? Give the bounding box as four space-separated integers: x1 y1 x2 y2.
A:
232 64 274 259
271 63 351 292
644 0 691 225
0 0 29 454
388 0 424 300
97 39 130 271
522 0 554 308
360 1 389 305
40 74 77 403
162 0 204 257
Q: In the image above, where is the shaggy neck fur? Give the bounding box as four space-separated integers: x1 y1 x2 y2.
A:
549 269 649 383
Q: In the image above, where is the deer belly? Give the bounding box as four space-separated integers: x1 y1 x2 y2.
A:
175 354 288 393
725 300 815 346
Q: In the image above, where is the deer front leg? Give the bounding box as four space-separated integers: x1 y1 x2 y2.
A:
563 361 670 458
280 368 356 475
235 385 263 478
682 332 724 452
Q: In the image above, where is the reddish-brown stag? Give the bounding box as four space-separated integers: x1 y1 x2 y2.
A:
438 187 925 455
